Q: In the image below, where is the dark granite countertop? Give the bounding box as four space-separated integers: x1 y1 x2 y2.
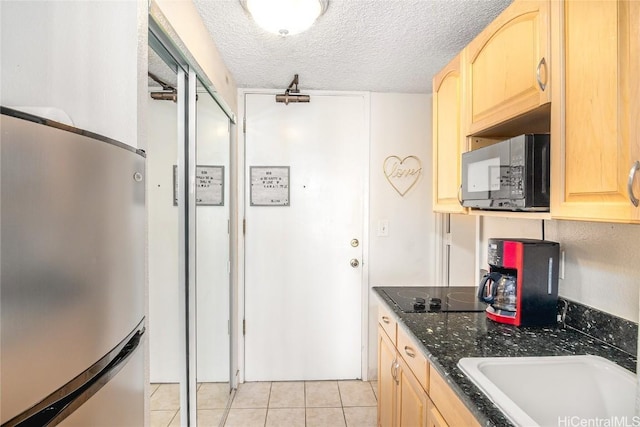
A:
373 287 637 427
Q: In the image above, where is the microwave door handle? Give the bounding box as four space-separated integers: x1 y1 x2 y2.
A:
458 185 463 206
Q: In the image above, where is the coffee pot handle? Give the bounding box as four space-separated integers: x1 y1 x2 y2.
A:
477 272 502 303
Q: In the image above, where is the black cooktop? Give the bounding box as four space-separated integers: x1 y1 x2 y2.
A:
378 286 487 313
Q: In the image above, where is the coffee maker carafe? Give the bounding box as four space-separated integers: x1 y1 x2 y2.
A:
478 238 560 326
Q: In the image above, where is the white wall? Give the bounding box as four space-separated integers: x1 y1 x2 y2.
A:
479 217 640 322
367 93 436 378
0 1 139 147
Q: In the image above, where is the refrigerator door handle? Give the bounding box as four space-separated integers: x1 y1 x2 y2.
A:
2 321 145 427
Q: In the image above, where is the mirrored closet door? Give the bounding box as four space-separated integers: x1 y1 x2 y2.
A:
147 39 183 420
148 15 234 427
194 78 232 424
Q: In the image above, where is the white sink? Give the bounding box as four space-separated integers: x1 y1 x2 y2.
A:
458 355 636 427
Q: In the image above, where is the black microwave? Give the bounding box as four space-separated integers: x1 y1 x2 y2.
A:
461 134 550 211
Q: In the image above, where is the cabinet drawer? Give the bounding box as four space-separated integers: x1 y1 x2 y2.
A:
429 367 480 427
396 326 428 392
378 304 397 344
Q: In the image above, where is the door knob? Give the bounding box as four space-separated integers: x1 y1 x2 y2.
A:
350 259 360 268
350 238 359 247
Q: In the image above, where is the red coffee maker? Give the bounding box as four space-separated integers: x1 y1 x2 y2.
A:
478 238 560 326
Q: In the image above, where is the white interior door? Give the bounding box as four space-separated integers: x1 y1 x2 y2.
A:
244 93 367 381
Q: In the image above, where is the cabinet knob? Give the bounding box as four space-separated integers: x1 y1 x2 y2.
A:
627 161 640 207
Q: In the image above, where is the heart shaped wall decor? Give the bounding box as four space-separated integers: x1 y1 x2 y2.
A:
383 155 423 197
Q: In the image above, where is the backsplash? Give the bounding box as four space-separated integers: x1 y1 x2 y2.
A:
560 297 638 357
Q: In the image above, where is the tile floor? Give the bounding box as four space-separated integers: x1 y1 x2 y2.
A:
150 380 378 427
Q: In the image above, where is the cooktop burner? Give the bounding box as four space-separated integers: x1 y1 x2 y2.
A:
379 286 487 313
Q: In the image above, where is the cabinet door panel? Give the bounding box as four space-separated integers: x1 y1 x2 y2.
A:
429 367 480 427
433 54 465 213
396 360 427 427
427 399 448 427
632 1 640 222
378 326 396 427
565 1 620 196
466 0 550 134
551 0 639 222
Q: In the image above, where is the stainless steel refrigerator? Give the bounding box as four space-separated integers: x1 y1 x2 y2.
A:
1 107 146 426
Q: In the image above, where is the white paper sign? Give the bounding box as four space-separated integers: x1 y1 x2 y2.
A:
173 165 225 206
250 166 290 206
196 165 224 206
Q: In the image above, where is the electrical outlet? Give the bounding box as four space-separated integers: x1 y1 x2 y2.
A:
559 251 565 280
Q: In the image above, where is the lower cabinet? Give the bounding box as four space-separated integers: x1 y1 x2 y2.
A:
426 399 448 427
378 325 427 427
377 312 480 427
429 366 480 427
378 326 396 427
397 356 428 427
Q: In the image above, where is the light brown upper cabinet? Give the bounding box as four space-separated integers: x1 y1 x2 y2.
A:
550 0 640 223
465 0 550 135
432 53 465 213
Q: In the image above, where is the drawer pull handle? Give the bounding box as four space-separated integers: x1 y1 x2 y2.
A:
627 161 639 207
381 316 390 324
390 359 400 385
404 346 416 358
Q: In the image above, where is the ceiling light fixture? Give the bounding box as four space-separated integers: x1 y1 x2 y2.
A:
241 0 328 37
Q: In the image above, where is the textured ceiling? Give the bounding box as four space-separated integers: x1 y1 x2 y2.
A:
192 0 513 94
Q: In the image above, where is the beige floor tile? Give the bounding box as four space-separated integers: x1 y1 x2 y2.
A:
150 383 161 397
265 408 305 427
338 381 377 407
224 408 267 427
269 381 305 408
198 382 232 409
197 409 226 427
306 407 346 427
151 383 181 411
150 410 177 427
231 382 272 408
344 406 377 427
305 381 342 407
370 381 378 399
